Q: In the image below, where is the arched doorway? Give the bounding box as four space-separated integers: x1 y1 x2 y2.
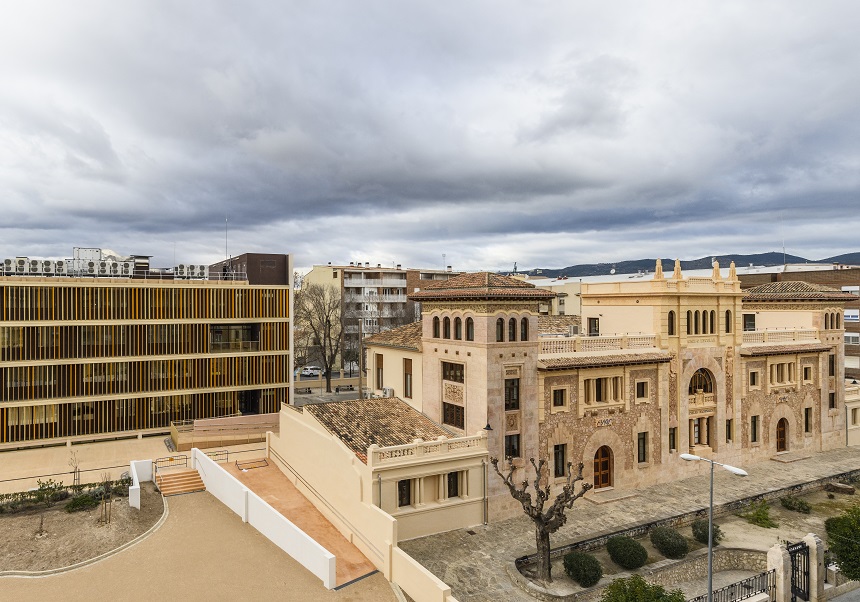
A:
593 446 613 489
777 418 788 452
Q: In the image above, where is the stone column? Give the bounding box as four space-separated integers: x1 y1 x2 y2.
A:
689 419 696 447
767 542 791 602
803 533 825 602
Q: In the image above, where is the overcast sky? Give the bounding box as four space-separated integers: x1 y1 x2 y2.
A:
2 1 859 274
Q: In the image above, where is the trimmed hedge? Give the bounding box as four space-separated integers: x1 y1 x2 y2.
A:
563 551 603 588
691 518 723 546
65 494 100 513
780 495 811 514
649 526 688 559
607 535 648 569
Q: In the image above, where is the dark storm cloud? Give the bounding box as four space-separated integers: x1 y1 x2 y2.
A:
1 1 860 271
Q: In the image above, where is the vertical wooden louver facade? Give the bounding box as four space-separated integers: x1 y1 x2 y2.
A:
0 276 291 446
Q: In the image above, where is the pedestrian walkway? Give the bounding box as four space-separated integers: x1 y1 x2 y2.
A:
399 446 860 602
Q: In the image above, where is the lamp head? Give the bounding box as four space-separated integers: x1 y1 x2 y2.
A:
723 465 748 477
679 453 700 462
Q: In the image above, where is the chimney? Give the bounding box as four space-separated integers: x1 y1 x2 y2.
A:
396 264 402 270
349 262 354 266
365 262 369 268
447 265 452 272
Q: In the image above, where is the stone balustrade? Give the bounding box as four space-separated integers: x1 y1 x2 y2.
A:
367 433 487 468
539 334 657 355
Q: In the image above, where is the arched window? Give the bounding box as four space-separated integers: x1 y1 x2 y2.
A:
593 446 612 489
668 311 676 336
496 318 504 342
689 368 714 394
454 317 462 340
466 318 474 341
725 310 732 334
825 313 830 330
694 310 700 335
521 317 529 341
433 317 440 338
509 318 517 342
777 418 788 452
710 310 715 334
443 317 451 339
686 311 692 335
837 313 842 329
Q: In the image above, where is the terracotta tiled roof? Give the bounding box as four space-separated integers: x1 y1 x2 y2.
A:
409 272 555 301
304 398 451 464
743 281 858 302
364 322 423 352
538 315 582 335
740 343 832 356
540 350 672 370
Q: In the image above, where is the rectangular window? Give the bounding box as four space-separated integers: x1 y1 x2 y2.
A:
829 354 836 377
584 376 622 404
637 432 648 463
447 472 460 498
505 378 520 411
552 388 566 408
693 421 700 444
553 444 567 478
442 402 464 429
751 415 759 443
803 366 812 383
743 314 756 332
635 381 649 400
504 434 521 459
375 354 383 389
804 407 812 433
669 427 677 451
587 317 599 336
403 358 412 398
749 370 759 388
829 392 836 409
442 361 464 383
725 419 733 442
397 479 411 507
853 407 858 425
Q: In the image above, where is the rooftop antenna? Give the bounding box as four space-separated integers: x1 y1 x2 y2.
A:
225 217 228 261
442 253 446 270
513 261 517 273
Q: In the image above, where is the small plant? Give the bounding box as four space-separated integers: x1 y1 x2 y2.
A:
780 495 811 514
599 574 685 602
65 494 99 513
740 499 778 528
649 526 688 559
691 519 723 546
828 493 835 499
563 550 603 587
607 535 648 570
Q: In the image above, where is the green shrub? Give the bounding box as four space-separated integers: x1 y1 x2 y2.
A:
599 574 685 602
826 505 860 580
65 494 99 513
740 500 778 528
691 519 723 546
649 526 688 559
780 495 811 514
563 551 603 588
607 535 648 569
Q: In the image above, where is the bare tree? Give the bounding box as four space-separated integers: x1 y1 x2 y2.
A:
294 283 343 392
491 457 592 584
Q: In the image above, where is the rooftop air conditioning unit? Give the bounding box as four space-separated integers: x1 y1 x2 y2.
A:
2 258 13 274
109 262 119 275
198 265 209 279
568 325 580 336
97 261 109 275
15 258 27 274
382 387 394 397
175 264 187 278
28 260 42 275
120 261 133 276
54 260 66 275
86 261 96 274
42 260 55 275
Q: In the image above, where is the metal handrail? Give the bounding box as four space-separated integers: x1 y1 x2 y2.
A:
687 569 775 602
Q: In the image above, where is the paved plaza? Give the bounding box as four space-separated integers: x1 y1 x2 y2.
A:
399 446 860 602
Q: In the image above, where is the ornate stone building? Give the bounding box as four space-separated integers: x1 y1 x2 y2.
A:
365 264 854 521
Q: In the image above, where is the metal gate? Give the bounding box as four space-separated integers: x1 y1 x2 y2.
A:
787 541 810 601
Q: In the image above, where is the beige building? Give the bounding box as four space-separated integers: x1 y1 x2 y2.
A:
302 262 456 370
366 263 855 522
847 378 860 446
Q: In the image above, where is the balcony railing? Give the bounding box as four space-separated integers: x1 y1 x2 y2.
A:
342 278 407 288
344 294 408 304
539 334 657 355
367 433 487 468
742 329 819 344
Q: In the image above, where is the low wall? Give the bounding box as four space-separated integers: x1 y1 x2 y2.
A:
392 547 459 602
191 448 337 589
128 459 153 510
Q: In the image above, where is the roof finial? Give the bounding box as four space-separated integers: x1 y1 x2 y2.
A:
712 259 721 281
672 259 683 279
654 259 664 280
729 261 737 281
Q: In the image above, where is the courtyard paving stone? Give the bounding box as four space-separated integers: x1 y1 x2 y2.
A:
399 446 860 602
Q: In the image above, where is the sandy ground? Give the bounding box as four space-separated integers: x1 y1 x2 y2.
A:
0 483 163 572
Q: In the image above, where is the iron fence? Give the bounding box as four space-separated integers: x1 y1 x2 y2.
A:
687 568 775 602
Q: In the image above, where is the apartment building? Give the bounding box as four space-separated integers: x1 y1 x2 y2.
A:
366 262 854 521
302 262 456 370
0 249 292 448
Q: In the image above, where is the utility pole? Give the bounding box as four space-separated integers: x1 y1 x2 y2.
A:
357 314 364 398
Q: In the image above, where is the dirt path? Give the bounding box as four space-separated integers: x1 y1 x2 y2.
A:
0 483 163 572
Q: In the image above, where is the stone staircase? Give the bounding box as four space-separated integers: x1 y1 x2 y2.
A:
156 469 206 496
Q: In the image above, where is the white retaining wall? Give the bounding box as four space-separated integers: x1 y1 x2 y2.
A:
191 448 336 589
128 459 153 510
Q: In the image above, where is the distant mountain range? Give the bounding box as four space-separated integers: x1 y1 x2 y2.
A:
519 252 860 279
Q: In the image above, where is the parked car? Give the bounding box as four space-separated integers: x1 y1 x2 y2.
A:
300 366 322 376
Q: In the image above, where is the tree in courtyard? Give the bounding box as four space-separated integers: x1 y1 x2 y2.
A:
825 504 860 580
491 456 592 584
34 478 64 536
599 575 685 602
294 283 343 392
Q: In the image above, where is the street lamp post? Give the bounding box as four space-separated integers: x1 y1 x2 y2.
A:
680 453 748 602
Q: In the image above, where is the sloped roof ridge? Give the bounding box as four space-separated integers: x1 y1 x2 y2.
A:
421 271 535 291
